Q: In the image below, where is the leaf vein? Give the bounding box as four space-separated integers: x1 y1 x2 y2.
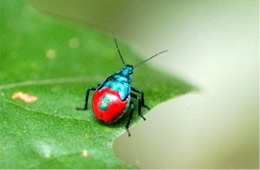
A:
0 76 103 90
0 97 90 122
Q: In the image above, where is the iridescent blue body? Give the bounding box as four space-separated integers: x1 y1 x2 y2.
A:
101 64 133 101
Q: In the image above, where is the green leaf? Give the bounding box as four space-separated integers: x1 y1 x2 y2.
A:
0 0 193 168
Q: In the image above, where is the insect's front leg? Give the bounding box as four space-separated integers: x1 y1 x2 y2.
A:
131 87 150 110
126 101 135 137
76 87 96 111
130 93 146 121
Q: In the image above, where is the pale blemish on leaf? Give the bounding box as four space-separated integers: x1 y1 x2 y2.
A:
68 37 80 49
0 91 5 96
12 91 38 103
82 149 88 157
36 141 52 159
46 48 56 59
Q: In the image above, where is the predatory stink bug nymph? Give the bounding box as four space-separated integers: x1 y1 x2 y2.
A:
76 33 167 136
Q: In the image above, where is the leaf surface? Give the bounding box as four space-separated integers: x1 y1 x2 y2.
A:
0 0 193 168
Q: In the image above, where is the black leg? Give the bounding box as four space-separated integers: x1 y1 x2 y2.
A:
131 87 150 110
76 87 96 110
130 93 146 121
126 101 135 137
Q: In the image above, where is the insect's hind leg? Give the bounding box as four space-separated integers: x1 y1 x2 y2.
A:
130 93 146 121
131 87 150 110
76 87 96 111
126 101 135 137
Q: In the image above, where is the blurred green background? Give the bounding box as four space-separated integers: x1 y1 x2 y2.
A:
30 0 259 168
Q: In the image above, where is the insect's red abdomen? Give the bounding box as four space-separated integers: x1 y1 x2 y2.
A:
92 87 129 122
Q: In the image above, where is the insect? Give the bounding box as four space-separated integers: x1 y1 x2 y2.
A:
76 34 167 136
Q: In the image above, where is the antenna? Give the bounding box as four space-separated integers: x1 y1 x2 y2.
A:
134 50 168 68
112 32 125 65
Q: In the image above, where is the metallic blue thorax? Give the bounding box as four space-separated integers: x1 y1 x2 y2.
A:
101 65 133 100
